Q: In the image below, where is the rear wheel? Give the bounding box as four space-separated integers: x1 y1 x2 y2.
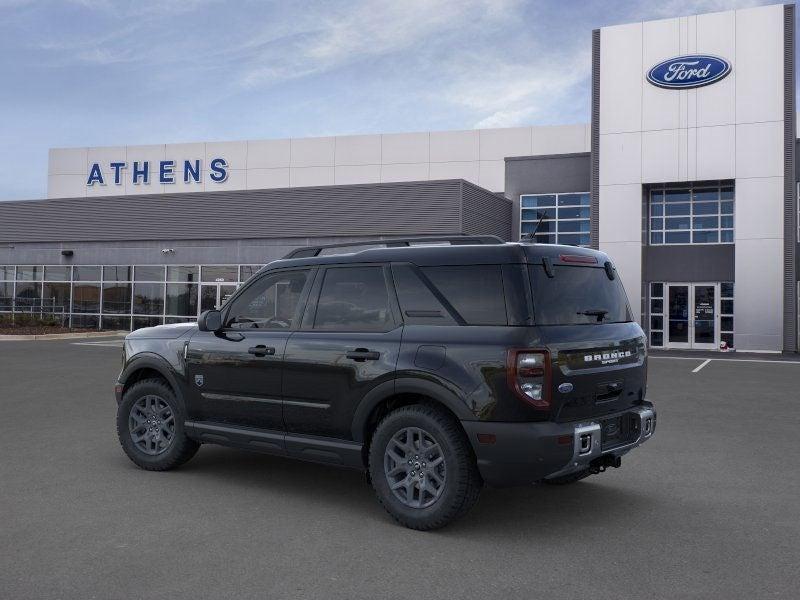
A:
369 404 481 530
116 378 199 471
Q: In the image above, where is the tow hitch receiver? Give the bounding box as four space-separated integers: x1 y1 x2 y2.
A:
590 454 621 474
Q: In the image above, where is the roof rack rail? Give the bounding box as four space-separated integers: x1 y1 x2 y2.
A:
282 235 505 259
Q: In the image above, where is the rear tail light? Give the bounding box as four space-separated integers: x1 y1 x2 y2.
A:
507 349 551 410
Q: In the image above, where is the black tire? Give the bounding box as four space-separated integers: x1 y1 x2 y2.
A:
368 404 482 530
117 378 199 471
542 469 591 485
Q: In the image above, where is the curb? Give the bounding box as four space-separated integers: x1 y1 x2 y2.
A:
0 331 128 341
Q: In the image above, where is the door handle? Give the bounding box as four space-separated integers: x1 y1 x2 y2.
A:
248 345 276 357
346 349 381 362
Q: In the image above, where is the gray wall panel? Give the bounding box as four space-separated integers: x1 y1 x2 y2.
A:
0 180 468 244
643 245 735 283
504 153 591 241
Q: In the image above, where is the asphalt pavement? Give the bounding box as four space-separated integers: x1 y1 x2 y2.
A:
1 339 798 599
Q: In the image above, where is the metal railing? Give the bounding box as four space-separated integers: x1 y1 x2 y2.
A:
0 297 69 325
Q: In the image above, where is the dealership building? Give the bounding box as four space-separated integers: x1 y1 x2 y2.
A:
1 2 798 353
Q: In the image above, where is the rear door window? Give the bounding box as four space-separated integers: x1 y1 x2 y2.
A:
529 265 632 325
313 266 394 331
421 265 507 325
391 265 457 325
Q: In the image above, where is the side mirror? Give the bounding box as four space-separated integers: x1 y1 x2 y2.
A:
198 309 223 332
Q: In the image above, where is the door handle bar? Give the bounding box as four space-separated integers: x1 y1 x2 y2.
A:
346 350 380 361
248 345 276 357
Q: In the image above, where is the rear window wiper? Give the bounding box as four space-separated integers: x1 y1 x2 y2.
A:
577 309 608 322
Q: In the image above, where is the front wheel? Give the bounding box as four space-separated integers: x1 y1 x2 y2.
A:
116 378 199 471
368 404 482 530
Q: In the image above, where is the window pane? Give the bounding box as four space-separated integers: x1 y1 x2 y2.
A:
650 331 663 346
533 233 556 244
721 282 734 298
651 298 663 314
42 282 70 313
239 265 264 282
558 220 590 233
167 266 199 283
557 206 590 219
665 231 690 244
165 283 199 316
721 299 734 314
102 283 132 314
44 266 70 281
650 190 663 202
14 282 40 309
16 266 41 281
73 283 101 313
558 233 590 246
133 316 163 330
720 230 734 243
721 332 734 347
721 316 734 331
650 315 663 330
73 266 101 281
422 265 507 326
650 203 663 216
314 267 392 331
721 188 734 200
101 316 130 331
665 190 690 202
720 215 734 228
201 266 237 283
392 265 457 326
650 218 663 230
694 189 718 201
72 314 99 329
0 282 13 310
665 217 690 230
720 201 734 214
650 232 663 244
693 216 718 229
134 266 165 281
0 266 14 280
693 202 718 215
692 230 719 243
521 207 555 220
664 203 690 216
103 266 132 281
521 195 556 208
165 317 196 324
651 282 663 298
558 193 590 206
227 271 309 329
133 283 164 315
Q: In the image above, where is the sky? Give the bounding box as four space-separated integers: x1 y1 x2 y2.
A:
0 0 782 200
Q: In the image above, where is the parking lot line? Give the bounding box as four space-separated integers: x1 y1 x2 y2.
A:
651 355 800 365
72 340 124 347
691 359 711 373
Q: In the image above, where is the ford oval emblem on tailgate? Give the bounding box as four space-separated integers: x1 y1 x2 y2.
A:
558 382 574 394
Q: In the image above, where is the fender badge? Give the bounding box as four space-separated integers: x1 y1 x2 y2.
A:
195 374 204 387
558 382 573 394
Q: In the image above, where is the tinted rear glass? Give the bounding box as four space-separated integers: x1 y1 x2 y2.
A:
529 265 631 325
314 266 393 331
421 265 507 325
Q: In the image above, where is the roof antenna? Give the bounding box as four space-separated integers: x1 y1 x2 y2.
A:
521 211 546 242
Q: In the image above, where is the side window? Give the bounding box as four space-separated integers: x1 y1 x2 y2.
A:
314 266 393 331
421 265 507 325
391 264 457 326
226 270 309 330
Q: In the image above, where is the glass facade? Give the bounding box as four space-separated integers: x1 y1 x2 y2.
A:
0 264 263 330
649 184 734 245
520 192 590 246
648 281 734 349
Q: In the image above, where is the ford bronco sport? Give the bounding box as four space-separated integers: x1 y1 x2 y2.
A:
115 236 656 530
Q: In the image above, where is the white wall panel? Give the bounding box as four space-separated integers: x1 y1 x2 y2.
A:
599 132 642 186
735 121 783 179
599 184 642 243
334 164 381 185
734 237 784 351
205 141 246 170
380 132 429 164
478 160 505 192
430 130 479 163
428 161 480 184
48 148 87 175
47 174 86 198
642 17 681 132
334 134 381 166
531 124 589 155
695 125 735 180
379 162 429 183
641 129 681 183
695 10 736 127
735 4 783 124
87 146 127 173
600 22 643 134
599 240 643 323
200 168 246 193
479 127 531 160
247 168 290 190
290 166 335 187
735 176 784 241
246 139 290 169
290 137 335 168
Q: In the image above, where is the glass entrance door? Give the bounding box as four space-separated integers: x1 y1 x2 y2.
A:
665 283 718 349
200 284 238 314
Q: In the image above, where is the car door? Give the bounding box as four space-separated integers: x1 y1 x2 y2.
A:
282 264 402 439
185 267 315 431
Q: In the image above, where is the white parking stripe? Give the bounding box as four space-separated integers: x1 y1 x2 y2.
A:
692 359 711 373
651 356 800 365
72 340 124 347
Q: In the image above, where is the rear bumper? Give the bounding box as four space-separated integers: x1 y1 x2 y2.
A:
461 403 656 487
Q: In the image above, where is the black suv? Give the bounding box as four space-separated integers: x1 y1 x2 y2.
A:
115 236 656 530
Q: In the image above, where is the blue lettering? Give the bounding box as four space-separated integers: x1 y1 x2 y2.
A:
159 160 175 184
209 158 228 183
132 161 149 184
87 163 104 186
110 162 126 185
183 160 201 183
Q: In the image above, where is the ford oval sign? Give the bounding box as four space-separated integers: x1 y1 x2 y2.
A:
647 55 731 89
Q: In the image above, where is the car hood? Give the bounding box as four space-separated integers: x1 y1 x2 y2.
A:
126 322 197 340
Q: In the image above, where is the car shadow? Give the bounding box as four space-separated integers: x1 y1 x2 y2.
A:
154 445 660 535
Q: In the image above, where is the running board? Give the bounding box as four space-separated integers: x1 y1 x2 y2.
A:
185 421 364 469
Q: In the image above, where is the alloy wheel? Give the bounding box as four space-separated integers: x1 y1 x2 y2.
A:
384 426 446 509
128 395 175 456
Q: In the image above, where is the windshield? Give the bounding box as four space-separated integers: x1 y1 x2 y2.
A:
529 264 632 325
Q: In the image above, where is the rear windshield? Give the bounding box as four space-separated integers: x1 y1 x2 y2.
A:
529 265 632 325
